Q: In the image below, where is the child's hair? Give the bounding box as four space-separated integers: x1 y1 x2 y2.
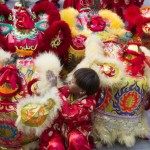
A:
74 68 100 95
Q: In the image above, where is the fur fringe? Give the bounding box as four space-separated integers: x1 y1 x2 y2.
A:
90 57 126 87
67 35 126 87
144 66 150 91
60 8 78 30
34 52 62 95
84 34 104 57
141 46 150 90
92 111 150 148
16 87 62 137
140 46 150 57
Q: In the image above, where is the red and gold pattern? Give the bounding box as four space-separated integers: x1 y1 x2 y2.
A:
0 65 22 97
39 86 96 149
0 1 71 149
120 91 140 113
100 63 119 77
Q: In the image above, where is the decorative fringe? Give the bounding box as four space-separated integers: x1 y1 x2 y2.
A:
92 111 150 148
42 21 71 58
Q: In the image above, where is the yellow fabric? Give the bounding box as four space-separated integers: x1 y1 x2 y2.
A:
21 98 55 127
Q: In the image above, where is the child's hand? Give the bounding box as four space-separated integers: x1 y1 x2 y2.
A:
46 70 57 87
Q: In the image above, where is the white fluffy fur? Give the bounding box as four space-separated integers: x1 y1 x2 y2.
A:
140 46 150 57
141 46 150 90
144 66 150 91
90 56 126 87
67 35 126 87
67 35 104 81
84 34 104 58
35 52 61 75
0 48 11 64
34 52 62 94
16 87 62 137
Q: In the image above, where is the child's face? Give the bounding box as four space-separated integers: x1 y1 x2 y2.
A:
68 76 83 95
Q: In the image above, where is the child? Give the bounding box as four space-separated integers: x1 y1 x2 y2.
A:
39 68 100 150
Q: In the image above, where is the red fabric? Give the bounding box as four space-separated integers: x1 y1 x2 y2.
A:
16 7 34 29
39 86 96 150
39 130 65 150
0 4 12 24
47 134 65 150
63 0 92 11
59 86 96 138
100 0 144 19
68 130 91 150
40 129 91 150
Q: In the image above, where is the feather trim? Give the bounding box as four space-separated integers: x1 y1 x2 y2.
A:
34 52 62 94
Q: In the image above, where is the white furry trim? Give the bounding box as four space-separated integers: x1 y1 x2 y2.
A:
34 52 62 94
139 46 150 90
67 56 126 87
140 46 150 57
35 52 62 75
0 48 11 64
92 111 150 148
15 87 62 137
66 58 91 82
67 34 125 87
23 140 39 150
90 56 126 87
144 66 150 91
84 34 104 58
